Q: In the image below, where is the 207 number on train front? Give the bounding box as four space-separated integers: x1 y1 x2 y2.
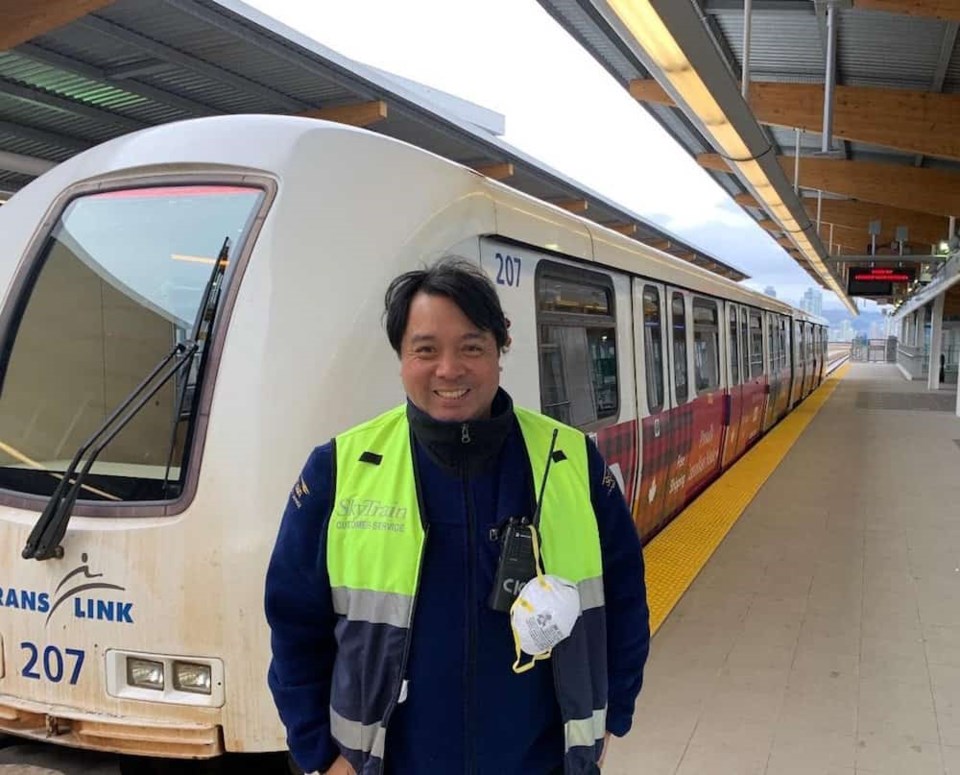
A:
20 641 85 685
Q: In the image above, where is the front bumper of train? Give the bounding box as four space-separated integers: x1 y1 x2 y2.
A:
0 693 223 758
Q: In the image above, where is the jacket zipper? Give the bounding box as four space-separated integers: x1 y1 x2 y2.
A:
461 421 477 775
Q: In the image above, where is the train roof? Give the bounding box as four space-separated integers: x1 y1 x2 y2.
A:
2 114 822 323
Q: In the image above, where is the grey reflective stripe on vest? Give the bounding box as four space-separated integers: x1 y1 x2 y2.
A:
331 587 414 628
330 707 387 759
578 576 605 612
564 707 608 751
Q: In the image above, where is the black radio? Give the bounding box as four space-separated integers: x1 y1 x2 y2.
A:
488 518 538 612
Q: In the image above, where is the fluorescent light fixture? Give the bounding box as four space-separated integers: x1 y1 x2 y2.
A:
604 0 854 312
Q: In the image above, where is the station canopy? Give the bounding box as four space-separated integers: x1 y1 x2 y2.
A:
0 0 748 282
537 0 960 313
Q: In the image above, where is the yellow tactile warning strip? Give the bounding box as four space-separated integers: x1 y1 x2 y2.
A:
644 363 851 634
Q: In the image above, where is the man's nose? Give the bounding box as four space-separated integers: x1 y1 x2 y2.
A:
435 350 466 378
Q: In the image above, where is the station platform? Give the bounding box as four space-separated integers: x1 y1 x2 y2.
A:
608 363 960 775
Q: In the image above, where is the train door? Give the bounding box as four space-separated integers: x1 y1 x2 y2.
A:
790 319 804 406
740 307 767 447
632 281 670 538
721 302 744 468
821 326 828 381
763 311 780 431
802 322 814 396
735 306 751 458
686 296 724 498
813 325 823 388
661 288 693 521
775 316 791 419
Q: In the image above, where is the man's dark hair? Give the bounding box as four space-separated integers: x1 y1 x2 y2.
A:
384 257 509 355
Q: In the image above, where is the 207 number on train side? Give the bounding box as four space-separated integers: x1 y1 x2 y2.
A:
494 253 522 288
20 642 85 685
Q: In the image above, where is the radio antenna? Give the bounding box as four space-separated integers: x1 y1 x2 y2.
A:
531 429 559 528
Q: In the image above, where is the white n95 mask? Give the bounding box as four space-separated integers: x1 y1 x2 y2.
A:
510 572 581 673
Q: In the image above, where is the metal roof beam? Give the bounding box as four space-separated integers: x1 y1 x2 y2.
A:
702 1 814 12
0 77 146 132
804 199 951 245
915 21 958 166
852 0 960 21
0 119 91 153
698 152 960 217
819 222 927 250
0 150 56 176
103 60 178 80
74 16 307 112
632 79 960 161
825 254 940 263
0 0 116 49
17 44 220 118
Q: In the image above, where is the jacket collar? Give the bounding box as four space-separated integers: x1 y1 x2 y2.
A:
406 388 514 475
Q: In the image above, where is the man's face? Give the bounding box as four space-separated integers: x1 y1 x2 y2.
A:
399 292 501 422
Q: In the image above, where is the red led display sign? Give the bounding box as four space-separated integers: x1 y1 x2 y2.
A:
847 266 916 296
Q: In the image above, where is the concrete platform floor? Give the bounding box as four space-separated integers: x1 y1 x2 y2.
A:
606 363 960 774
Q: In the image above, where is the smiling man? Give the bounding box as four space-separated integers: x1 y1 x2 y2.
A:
265 258 649 775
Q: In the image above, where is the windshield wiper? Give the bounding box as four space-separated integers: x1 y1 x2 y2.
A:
159 236 231 497
21 237 231 561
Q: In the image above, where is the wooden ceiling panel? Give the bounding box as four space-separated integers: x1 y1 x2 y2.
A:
806 201 950 247
852 0 960 21
697 153 960 217
300 101 388 127
631 78 960 161
0 0 116 49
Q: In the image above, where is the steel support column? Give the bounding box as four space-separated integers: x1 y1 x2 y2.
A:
822 3 837 153
928 295 945 390
742 0 753 99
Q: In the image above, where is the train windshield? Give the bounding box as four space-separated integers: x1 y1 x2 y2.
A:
0 184 263 503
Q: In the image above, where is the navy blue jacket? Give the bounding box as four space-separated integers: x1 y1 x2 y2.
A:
265 397 649 774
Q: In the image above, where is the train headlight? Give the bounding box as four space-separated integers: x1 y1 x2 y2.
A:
127 657 164 690
107 650 224 706
173 661 212 695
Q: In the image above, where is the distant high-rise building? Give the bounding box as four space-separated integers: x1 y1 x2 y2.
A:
763 285 777 298
799 287 823 317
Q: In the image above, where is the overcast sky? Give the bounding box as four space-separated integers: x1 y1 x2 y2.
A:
242 0 859 312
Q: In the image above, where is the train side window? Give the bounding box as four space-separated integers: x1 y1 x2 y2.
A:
749 310 764 378
739 307 749 382
728 306 740 385
693 298 719 393
671 293 688 403
642 286 664 414
536 263 618 428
